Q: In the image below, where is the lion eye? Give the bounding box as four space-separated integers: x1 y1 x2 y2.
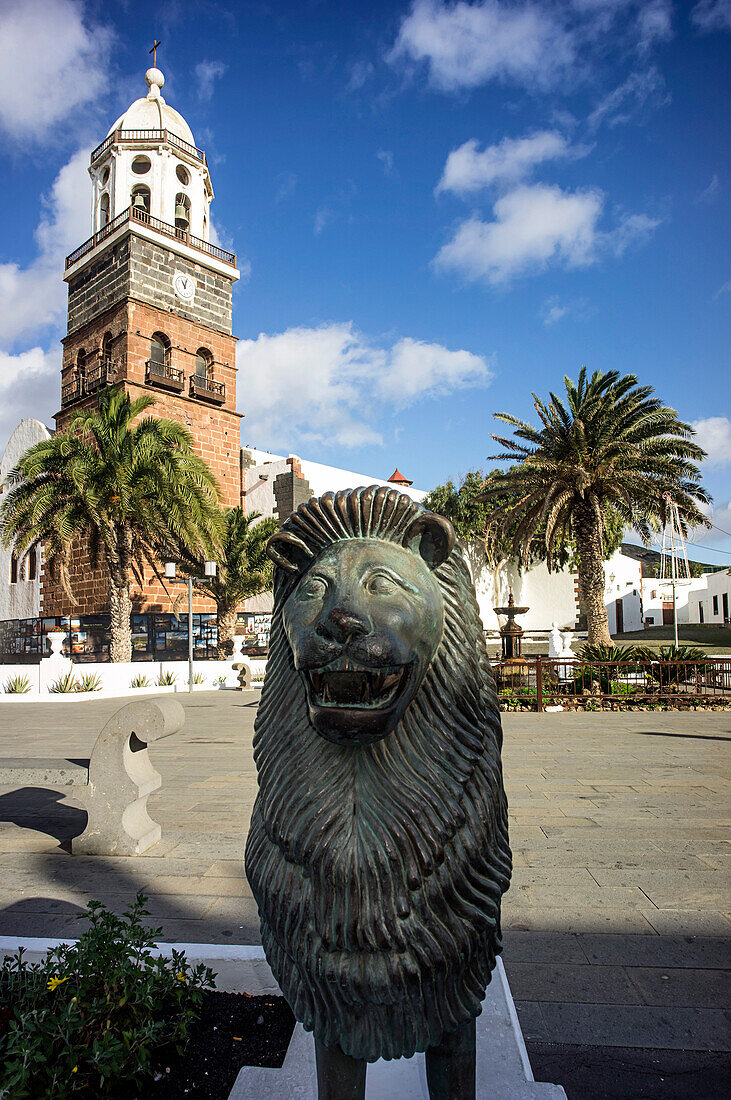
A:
365 572 398 595
301 576 327 599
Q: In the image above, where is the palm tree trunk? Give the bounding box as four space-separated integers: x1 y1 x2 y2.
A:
217 603 238 658
573 503 613 647
109 580 132 663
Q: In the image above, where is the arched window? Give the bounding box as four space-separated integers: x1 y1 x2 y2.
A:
174 192 191 231
102 332 113 364
150 332 170 366
76 348 86 379
28 547 37 581
100 192 110 228
195 347 212 380
10 552 18 584
131 184 150 215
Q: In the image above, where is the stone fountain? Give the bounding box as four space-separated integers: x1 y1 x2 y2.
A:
494 591 529 686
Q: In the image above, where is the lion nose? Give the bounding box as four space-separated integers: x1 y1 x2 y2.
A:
317 607 368 644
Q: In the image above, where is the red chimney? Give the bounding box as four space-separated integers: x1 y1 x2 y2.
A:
388 468 413 487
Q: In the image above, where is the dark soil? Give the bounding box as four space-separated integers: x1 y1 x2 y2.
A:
150 990 295 1100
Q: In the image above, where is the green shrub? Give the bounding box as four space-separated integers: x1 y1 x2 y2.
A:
646 644 710 687
77 673 103 693
572 643 647 693
155 670 176 686
130 674 151 689
188 671 205 685
0 894 215 1098
4 675 31 694
49 672 80 694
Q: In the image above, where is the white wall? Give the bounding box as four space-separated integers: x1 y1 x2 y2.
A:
647 569 731 626
468 549 578 633
0 420 52 621
604 550 643 634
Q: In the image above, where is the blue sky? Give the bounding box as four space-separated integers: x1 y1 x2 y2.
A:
0 0 729 560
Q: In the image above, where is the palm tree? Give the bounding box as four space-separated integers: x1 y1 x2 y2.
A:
189 508 279 656
0 387 222 662
483 368 710 645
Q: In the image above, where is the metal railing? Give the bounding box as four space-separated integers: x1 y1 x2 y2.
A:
146 359 184 391
189 374 226 403
85 358 116 392
65 205 236 270
61 378 84 406
491 656 731 710
91 128 207 165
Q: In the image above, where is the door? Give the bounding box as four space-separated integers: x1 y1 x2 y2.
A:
723 593 729 623
615 598 624 633
662 602 674 626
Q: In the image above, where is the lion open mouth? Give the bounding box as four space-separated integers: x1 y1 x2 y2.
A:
304 658 409 710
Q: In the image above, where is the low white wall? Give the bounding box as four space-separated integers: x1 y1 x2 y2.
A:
0 657 267 699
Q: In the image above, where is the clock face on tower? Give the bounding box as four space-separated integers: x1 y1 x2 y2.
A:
173 272 196 302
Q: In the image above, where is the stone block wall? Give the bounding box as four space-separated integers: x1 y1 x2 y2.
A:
66 240 131 335
128 237 233 334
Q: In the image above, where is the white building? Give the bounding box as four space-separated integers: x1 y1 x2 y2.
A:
0 420 52 621
643 570 731 627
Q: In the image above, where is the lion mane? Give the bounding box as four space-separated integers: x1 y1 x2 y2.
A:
245 486 511 1063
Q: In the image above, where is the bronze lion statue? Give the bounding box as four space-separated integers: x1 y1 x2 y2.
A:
245 485 511 1099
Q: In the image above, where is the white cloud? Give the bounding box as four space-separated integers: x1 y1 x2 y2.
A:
691 0 731 32
389 0 575 92
588 67 670 130
0 0 112 145
434 183 659 284
693 417 731 468
377 150 395 175
195 60 227 101
0 147 91 348
697 173 721 203
540 296 570 325
0 348 58 444
713 279 731 299
389 0 673 94
236 323 492 450
434 183 604 284
436 131 583 195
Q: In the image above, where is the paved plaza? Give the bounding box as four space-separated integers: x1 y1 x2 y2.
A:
0 692 728 1089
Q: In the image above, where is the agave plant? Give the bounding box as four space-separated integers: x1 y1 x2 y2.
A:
130 674 151 689
77 673 103 693
49 671 80 693
572 643 647 694
645 644 710 688
4 674 31 694
155 670 176 686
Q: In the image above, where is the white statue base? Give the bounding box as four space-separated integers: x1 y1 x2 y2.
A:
230 959 566 1099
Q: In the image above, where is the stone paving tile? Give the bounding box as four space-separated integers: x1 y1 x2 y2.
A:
501 930 589 965
577 934 731 969
501 907 658 935
506 962 642 1005
641 908 731 936
526 1002 731 1051
627 967 731 1009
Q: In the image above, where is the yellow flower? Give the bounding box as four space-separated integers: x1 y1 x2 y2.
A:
47 975 69 991
176 972 186 982
71 1066 78 1074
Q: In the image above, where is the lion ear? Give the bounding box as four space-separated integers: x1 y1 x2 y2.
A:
403 513 455 571
266 531 315 575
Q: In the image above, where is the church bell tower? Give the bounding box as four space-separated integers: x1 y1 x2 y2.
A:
47 60 242 616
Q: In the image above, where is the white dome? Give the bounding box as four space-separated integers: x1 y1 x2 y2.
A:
107 68 196 147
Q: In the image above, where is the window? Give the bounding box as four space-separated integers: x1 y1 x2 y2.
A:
10 552 18 584
174 192 191 230
76 348 86 378
150 332 170 365
713 595 719 616
131 184 150 213
195 347 212 380
699 602 704 623
102 332 113 363
131 155 151 175
100 192 110 227
100 166 110 186
176 163 190 186
28 548 37 581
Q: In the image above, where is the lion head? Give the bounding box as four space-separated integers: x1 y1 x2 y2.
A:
245 486 511 1064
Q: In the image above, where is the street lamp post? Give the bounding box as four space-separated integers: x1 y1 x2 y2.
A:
164 560 217 692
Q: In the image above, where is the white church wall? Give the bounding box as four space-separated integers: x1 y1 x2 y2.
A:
0 420 52 622
467 550 578 633
603 550 643 634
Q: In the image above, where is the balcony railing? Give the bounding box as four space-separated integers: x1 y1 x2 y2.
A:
61 378 84 406
146 360 184 392
91 128 206 166
85 358 116 392
65 204 236 270
190 374 226 404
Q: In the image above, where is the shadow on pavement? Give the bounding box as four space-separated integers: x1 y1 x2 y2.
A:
0 787 87 847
